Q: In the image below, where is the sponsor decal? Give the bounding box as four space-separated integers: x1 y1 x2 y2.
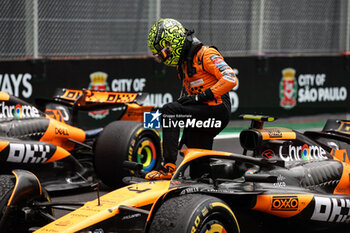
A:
213 57 224 64
88 72 110 119
105 93 137 103
219 65 231 72
55 127 69 136
280 68 297 109
267 129 283 138
87 73 173 108
209 55 220 61
215 61 228 69
127 186 150 193
190 79 204 87
311 196 350 223
13 104 22 118
180 187 200 195
223 74 236 83
271 196 299 211
122 213 142 220
55 220 71 227
0 102 40 119
61 90 82 101
254 194 314 218
229 68 239 113
0 73 33 98
261 149 276 159
6 143 50 163
260 128 296 140
273 175 287 187
278 144 328 162
45 107 69 123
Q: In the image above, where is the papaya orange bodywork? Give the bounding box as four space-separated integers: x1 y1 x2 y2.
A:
40 118 85 151
334 161 350 195
34 181 171 233
0 92 10 101
181 148 231 165
59 89 139 104
0 141 10 152
258 127 296 140
253 194 314 218
331 148 350 164
44 146 71 164
120 103 154 122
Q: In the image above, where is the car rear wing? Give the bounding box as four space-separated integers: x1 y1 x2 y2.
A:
37 88 148 111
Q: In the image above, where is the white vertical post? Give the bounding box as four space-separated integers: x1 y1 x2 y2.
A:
148 0 161 33
347 0 350 51
156 0 161 20
258 0 265 54
33 0 39 58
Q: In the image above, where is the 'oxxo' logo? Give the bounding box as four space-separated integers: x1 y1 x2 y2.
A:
271 196 299 211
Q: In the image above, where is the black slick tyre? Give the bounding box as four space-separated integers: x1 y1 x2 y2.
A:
149 194 240 233
0 174 52 233
94 121 162 188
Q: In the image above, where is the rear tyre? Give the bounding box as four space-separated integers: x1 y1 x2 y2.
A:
94 121 162 188
149 194 240 233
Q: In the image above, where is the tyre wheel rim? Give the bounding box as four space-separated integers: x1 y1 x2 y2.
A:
201 220 227 233
136 139 157 172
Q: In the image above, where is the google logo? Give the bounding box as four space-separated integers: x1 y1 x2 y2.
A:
301 144 310 160
13 104 22 118
278 144 328 162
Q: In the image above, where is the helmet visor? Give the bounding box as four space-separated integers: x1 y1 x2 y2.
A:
153 46 171 63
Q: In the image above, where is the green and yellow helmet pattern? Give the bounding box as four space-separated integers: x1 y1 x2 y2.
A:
147 18 186 67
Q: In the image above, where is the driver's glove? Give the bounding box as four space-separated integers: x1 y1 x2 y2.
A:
177 89 215 105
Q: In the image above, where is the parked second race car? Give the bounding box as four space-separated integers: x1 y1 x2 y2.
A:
0 115 349 233
0 89 162 191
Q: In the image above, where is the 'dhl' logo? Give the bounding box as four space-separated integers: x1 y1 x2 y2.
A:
143 110 161 129
271 196 299 211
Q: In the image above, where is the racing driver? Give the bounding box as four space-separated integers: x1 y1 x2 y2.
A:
146 18 237 179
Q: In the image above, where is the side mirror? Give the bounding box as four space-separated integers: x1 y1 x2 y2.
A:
209 159 235 180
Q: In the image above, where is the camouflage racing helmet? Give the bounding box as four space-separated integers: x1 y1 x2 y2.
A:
147 18 186 67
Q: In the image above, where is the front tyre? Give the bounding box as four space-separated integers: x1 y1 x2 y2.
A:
149 194 240 233
0 174 52 233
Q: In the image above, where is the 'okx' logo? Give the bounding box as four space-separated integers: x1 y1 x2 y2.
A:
143 110 161 129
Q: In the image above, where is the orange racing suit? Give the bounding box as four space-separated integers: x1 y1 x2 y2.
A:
179 46 237 106
161 45 237 165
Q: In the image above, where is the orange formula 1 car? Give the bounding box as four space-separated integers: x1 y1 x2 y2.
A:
0 90 162 192
0 115 349 233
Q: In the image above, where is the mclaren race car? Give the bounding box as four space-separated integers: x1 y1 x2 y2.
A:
0 89 162 192
1 115 349 233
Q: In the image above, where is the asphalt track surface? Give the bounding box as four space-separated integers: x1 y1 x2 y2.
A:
52 114 350 232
